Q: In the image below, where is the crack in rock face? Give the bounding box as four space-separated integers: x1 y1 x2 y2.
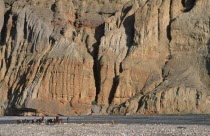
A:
0 0 210 116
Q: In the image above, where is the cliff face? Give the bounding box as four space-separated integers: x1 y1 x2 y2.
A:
0 0 210 116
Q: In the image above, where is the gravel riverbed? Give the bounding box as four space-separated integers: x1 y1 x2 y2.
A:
0 123 209 136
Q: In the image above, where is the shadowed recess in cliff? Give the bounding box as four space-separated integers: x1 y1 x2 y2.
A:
123 14 135 48
5 88 19 115
93 23 105 102
181 0 196 12
23 17 34 53
5 71 29 115
0 10 11 44
121 5 132 25
51 2 56 12
118 14 135 74
206 39 210 76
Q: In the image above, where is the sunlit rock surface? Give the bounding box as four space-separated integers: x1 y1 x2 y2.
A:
0 0 210 115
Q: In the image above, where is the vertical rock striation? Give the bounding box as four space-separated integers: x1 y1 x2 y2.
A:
112 0 210 115
0 0 210 115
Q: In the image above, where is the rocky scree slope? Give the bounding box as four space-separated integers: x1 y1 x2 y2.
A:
0 0 210 116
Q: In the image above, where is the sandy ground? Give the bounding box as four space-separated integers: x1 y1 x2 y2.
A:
0 123 209 136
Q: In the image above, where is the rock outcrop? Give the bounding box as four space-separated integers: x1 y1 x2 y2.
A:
112 0 210 115
0 0 4 37
0 0 210 116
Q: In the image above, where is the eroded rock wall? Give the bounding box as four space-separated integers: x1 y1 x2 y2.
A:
0 0 210 115
112 0 210 115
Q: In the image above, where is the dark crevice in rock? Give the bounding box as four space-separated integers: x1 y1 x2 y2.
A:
3 14 18 75
51 3 56 12
119 62 123 73
6 71 28 114
23 16 34 54
166 24 172 41
23 16 28 40
5 88 19 115
123 14 135 48
206 39 210 54
5 55 12 76
93 23 105 51
181 0 196 12
166 23 175 62
161 0 174 79
94 57 101 103
92 23 105 103
206 59 210 76
23 17 38 54
176 87 180 96
4 11 18 75
119 14 135 73
167 0 173 42
122 5 132 15
0 9 11 43
0 9 11 79
158 9 160 41
11 15 18 42
196 91 201 109
136 95 146 112
205 39 210 77
119 4 132 28
7 87 13 102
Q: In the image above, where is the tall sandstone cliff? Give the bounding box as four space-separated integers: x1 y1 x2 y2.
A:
0 0 210 116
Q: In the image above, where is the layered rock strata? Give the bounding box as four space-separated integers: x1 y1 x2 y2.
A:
0 0 210 115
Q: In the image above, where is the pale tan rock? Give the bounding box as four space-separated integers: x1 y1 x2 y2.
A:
0 0 210 116
111 0 210 115
97 1 138 106
0 1 96 115
0 0 4 35
111 0 170 106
